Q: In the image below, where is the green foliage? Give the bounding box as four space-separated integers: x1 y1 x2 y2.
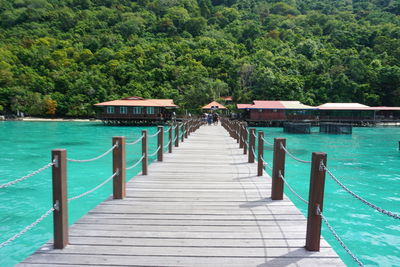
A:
0 0 399 117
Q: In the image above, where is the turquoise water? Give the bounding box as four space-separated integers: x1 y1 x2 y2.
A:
256 127 400 267
0 122 399 266
0 121 168 266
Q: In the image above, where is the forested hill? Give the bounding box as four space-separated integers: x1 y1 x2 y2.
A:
0 0 399 116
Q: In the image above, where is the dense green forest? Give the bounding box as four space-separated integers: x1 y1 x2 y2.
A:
0 0 399 116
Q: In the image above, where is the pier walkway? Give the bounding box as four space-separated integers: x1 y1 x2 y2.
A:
19 125 344 266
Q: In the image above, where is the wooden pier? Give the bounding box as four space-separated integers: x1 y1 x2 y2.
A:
19 124 344 266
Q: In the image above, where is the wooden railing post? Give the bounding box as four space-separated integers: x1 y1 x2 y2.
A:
112 136 126 199
243 123 248 155
168 125 173 153
236 122 240 144
248 128 256 163
181 123 185 142
239 123 244 149
306 152 327 251
271 138 286 200
142 130 148 175
52 149 68 249
174 123 179 147
257 131 264 176
157 126 163 161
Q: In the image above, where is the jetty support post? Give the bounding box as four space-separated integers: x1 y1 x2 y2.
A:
248 128 256 163
271 138 286 200
112 136 126 199
257 131 264 176
174 122 179 147
52 149 68 249
243 122 248 155
142 130 148 175
157 126 163 161
168 124 173 153
305 152 327 251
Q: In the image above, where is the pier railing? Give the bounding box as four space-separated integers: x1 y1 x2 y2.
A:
221 118 399 267
0 118 202 250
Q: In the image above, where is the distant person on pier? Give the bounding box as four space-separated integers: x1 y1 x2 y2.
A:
213 113 219 125
207 113 213 125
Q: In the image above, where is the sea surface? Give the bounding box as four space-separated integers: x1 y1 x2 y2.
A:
0 122 399 266
0 121 166 266
256 126 400 267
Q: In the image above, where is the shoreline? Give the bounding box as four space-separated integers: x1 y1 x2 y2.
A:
7 117 101 122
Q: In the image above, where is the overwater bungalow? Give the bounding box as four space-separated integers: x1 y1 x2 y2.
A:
94 96 178 125
237 100 316 125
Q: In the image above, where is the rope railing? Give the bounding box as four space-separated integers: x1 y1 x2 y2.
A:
148 146 161 157
126 134 144 146
164 127 170 133
68 171 118 202
164 140 171 150
322 163 400 219
280 143 312 163
260 156 273 171
147 129 161 138
0 161 55 189
278 171 308 204
260 136 273 146
67 143 118 163
126 156 145 170
317 207 364 266
0 206 55 249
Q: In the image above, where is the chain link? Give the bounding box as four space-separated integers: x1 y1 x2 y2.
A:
318 207 364 266
0 161 55 189
279 171 309 204
148 146 161 157
323 164 400 219
0 206 55 248
126 156 145 170
67 143 118 163
68 171 118 201
126 134 144 146
280 143 312 163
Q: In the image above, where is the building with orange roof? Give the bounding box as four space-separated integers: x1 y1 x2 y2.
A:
94 96 178 125
201 101 228 114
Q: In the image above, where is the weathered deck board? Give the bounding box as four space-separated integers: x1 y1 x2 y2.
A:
19 125 344 266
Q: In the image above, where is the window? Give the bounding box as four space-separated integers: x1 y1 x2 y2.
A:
147 107 155 114
133 107 143 114
120 106 128 114
107 106 114 114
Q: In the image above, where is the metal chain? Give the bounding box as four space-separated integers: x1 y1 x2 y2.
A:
67 143 118 163
126 156 145 170
318 207 364 266
68 171 118 201
126 135 144 146
0 206 55 248
148 129 161 138
323 164 400 219
260 157 273 171
280 143 312 163
279 171 309 204
148 146 161 157
0 161 55 189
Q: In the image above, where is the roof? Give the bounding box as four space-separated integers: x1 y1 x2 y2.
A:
237 101 315 110
369 106 400 111
317 103 370 110
221 96 233 101
202 101 227 109
237 104 252 109
94 97 177 108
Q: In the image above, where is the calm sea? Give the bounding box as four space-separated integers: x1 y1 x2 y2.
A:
0 122 399 266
